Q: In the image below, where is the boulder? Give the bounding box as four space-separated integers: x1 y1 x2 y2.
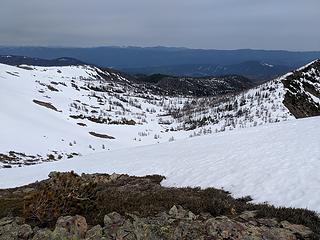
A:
53 215 88 239
0 217 33 240
85 225 103 240
32 229 53 240
169 205 196 220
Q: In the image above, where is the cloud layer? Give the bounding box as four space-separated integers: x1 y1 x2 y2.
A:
1 0 319 50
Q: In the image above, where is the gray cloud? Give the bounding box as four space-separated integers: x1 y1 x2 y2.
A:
0 0 319 50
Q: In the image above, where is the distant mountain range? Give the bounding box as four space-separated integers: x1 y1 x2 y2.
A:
0 55 254 97
0 55 84 67
124 61 292 82
1 46 320 81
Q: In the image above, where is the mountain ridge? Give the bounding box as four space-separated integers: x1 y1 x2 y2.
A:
1 47 320 80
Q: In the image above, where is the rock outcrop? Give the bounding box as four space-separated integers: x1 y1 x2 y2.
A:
0 206 314 240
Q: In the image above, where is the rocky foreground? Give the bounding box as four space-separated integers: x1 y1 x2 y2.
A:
0 172 319 239
1 206 315 240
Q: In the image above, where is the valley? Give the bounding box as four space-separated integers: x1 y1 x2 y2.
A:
0 58 319 239
0 59 319 168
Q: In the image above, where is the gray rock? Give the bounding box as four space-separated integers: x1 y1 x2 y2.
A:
280 220 313 237
32 229 53 240
0 218 32 240
0 205 315 240
173 221 204 240
54 215 88 239
18 224 33 239
85 225 103 240
104 212 126 239
104 212 124 227
206 216 246 238
256 218 278 227
0 223 19 240
169 205 196 220
117 220 135 240
238 210 257 221
0 217 14 227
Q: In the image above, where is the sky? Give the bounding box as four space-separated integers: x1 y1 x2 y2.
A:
1 0 319 51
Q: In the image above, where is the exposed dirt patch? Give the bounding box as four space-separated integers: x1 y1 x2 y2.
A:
47 84 59 92
89 132 115 139
33 99 60 112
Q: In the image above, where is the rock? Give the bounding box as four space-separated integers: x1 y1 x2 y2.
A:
132 217 153 240
103 212 136 239
18 224 33 239
110 173 121 181
187 211 197 220
85 225 103 240
0 217 32 240
0 208 315 240
256 218 278 227
48 171 59 179
104 212 126 238
206 216 246 238
116 220 135 240
32 229 53 240
23 187 35 194
169 205 196 220
238 210 257 221
280 220 313 237
173 221 204 240
14 217 25 225
0 217 14 227
169 205 179 216
54 215 88 239
0 223 20 240
104 212 124 227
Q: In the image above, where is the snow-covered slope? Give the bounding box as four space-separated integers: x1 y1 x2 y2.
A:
0 60 319 168
1 116 319 212
174 59 320 134
0 63 193 167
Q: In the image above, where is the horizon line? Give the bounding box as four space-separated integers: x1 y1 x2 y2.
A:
0 45 320 53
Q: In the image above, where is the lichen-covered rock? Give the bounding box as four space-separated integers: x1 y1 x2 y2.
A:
0 222 20 240
172 221 205 240
32 229 53 240
280 221 314 238
169 205 196 220
206 216 247 238
101 207 314 240
0 217 33 240
104 212 124 228
0 205 316 240
237 210 257 221
18 224 33 239
104 212 136 240
53 215 87 239
85 225 103 240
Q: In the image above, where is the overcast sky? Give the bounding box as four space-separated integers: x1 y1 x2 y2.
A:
1 0 319 51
